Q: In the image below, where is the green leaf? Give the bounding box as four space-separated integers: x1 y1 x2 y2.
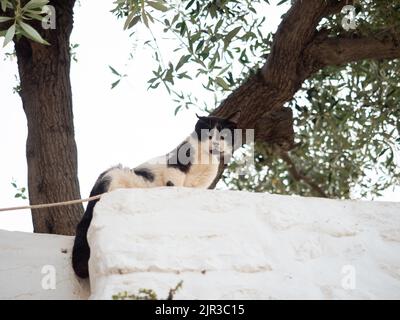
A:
109 65 121 76
215 77 230 90
3 24 15 48
147 1 168 12
174 105 182 115
111 79 121 89
175 54 190 71
277 0 289 5
214 19 223 33
195 39 204 53
185 0 195 10
147 12 154 24
126 15 141 29
141 10 149 28
177 72 192 80
217 64 231 77
123 10 135 30
1 0 8 12
23 0 49 11
0 16 12 23
164 64 174 84
27 0 48 4
378 147 389 157
18 21 49 45
24 11 45 21
171 13 179 25
223 26 241 50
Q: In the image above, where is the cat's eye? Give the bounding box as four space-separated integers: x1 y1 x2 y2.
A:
220 136 225 140
208 136 212 140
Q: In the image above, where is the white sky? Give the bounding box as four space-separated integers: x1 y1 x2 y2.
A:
0 1 398 233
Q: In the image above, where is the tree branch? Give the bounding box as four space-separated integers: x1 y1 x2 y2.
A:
279 151 328 198
212 0 345 136
261 0 331 89
209 0 343 189
306 32 400 70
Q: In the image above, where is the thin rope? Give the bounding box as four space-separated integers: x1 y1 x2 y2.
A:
0 194 105 212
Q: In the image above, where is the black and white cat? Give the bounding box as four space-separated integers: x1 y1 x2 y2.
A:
72 112 240 278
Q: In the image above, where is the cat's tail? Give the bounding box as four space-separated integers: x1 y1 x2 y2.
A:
72 172 111 278
72 201 96 278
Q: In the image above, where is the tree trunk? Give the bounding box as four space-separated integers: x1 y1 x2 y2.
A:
14 0 83 235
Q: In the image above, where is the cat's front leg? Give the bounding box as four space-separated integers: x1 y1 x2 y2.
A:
183 162 220 189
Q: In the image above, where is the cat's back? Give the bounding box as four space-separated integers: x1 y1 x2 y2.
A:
104 164 156 190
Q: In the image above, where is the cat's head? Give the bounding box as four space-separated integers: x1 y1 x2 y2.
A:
193 111 241 155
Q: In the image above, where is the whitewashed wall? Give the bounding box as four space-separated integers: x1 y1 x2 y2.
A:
0 230 89 299
1 188 399 300
88 188 400 300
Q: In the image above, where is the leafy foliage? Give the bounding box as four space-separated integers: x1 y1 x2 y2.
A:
11 179 27 200
112 280 183 300
109 64 127 89
113 0 400 199
112 0 272 111
70 43 79 63
112 288 158 300
0 0 50 47
226 59 400 199
226 1 400 199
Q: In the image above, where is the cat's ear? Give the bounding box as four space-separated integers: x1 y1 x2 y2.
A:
196 113 206 122
226 110 241 124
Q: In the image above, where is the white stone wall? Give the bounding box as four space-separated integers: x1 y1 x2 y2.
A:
0 230 89 300
1 188 399 300
88 188 400 300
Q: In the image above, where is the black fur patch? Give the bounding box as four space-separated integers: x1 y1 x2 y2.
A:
97 166 115 181
167 141 193 173
134 168 155 182
72 172 111 279
166 181 174 186
193 116 237 142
